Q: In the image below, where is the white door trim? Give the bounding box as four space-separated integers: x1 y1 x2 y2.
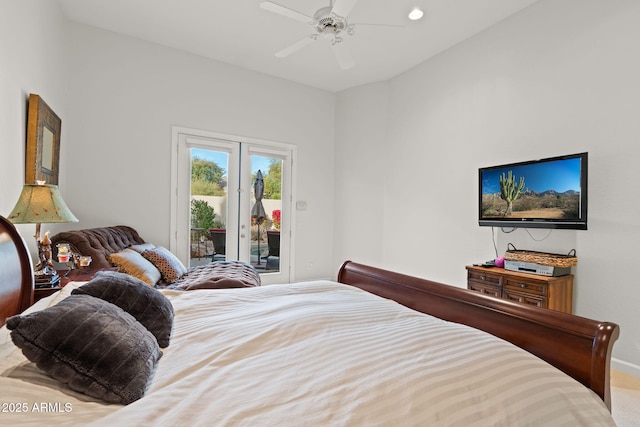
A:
170 126 297 283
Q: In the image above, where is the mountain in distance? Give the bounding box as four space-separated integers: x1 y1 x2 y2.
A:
520 189 580 197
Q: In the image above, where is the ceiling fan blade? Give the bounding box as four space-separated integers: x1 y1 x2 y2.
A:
331 0 360 18
331 41 355 70
351 23 405 28
260 2 314 24
345 22 404 36
275 35 318 58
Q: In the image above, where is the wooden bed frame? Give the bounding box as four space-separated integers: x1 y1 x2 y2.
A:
0 216 34 326
338 260 619 410
0 216 619 410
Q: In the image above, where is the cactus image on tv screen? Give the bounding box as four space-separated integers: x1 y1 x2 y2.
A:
481 157 582 221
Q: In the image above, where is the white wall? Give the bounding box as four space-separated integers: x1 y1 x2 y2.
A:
334 0 640 373
59 23 336 282
333 82 388 270
0 0 68 254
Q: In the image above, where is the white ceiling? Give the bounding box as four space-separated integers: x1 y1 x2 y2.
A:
58 0 539 93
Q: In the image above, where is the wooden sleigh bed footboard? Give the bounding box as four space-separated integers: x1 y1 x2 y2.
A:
338 260 620 410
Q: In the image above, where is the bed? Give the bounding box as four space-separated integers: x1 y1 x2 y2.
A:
0 216 619 426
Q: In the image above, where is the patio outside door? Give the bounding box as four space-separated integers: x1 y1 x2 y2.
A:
171 127 294 284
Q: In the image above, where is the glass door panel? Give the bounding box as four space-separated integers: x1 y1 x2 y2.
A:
189 147 229 267
249 155 283 273
173 133 239 267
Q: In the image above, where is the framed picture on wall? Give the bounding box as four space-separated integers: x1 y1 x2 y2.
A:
25 94 61 185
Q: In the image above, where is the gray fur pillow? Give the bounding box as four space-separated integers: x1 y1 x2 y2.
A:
6 295 162 404
72 271 174 347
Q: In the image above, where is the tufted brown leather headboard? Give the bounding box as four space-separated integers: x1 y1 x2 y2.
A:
50 226 146 268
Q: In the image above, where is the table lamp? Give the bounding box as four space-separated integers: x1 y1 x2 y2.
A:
7 183 78 286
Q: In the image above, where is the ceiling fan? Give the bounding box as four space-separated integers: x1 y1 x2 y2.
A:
260 0 398 70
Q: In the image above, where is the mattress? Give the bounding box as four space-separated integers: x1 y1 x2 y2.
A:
0 280 615 426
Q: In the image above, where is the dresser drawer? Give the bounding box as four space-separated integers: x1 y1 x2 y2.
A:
468 282 501 298
468 270 503 286
504 278 547 296
503 289 547 308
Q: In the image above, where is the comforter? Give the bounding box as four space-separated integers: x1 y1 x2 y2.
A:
0 281 615 426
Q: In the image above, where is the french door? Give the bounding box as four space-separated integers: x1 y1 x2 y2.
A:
171 127 295 284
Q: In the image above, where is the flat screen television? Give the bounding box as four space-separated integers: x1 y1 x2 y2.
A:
479 152 588 230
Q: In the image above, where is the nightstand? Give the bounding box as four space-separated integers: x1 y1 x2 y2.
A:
33 268 118 303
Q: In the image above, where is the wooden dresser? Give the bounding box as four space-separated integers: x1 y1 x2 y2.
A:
466 265 573 313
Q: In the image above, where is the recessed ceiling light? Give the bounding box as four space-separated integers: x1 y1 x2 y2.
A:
408 7 424 21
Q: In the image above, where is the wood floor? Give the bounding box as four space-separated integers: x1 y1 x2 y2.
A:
611 369 640 426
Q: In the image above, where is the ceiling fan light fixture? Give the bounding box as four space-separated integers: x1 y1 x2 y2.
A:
408 7 424 21
322 28 337 42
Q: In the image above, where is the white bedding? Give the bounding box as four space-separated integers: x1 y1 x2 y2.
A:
0 281 615 426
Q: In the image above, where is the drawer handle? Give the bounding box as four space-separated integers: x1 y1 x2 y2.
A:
480 275 485 280
519 283 527 288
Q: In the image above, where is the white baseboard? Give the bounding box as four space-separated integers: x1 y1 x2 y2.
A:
612 358 640 377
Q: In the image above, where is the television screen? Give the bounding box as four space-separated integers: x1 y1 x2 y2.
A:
479 153 588 230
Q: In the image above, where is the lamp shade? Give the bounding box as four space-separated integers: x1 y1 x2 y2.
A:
8 184 78 224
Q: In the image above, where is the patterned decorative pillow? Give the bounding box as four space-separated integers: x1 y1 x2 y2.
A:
142 246 187 283
169 261 261 290
72 271 174 348
128 242 156 253
6 295 162 404
108 248 161 285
